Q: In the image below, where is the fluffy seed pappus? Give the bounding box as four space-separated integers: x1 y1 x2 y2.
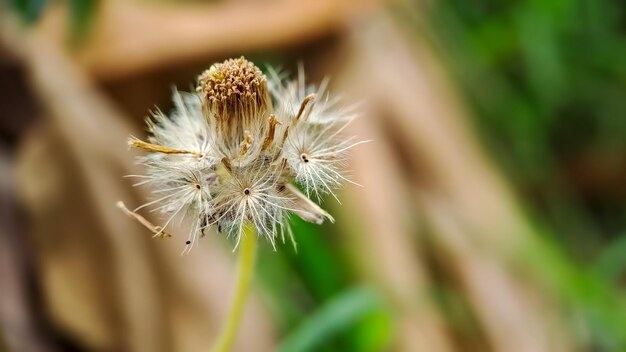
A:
118 57 363 254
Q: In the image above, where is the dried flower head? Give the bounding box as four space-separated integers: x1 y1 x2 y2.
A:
120 57 362 253
197 57 272 148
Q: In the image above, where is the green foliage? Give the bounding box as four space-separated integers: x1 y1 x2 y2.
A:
593 233 626 284
9 0 48 23
256 216 392 351
425 0 626 255
69 0 98 43
277 287 388 352
421 0 626 349
519 226 626 349
283 217 347 301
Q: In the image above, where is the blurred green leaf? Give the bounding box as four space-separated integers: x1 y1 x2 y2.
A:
422 0 626 347
515 6 565 110
69 0 98 44
277 287 383 352
255 243 311 331
9 0 48 23
519 224 626 349
593 233 626 283
346 308 391 352
286 216 347 301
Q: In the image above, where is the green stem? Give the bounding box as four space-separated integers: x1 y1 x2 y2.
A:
212 224 258 352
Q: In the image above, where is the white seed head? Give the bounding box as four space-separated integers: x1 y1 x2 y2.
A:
126 57 361 253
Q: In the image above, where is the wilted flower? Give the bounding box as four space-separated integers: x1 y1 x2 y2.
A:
119 57 362 253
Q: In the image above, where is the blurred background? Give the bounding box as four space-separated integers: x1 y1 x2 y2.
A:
2 0 626 351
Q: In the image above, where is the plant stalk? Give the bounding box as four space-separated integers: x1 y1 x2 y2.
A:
212 224 257 352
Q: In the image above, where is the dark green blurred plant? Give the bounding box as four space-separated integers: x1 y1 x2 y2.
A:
277 287 386 352
68 0 98 43
9 0 48 23
257 217 392 352
425 0 626 253
415 0 626 349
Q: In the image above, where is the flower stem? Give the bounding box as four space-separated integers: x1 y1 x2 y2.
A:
212 224 257 352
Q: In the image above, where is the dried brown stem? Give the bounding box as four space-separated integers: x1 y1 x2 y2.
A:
128 137 202 157
261 114 279 151
294 94 316 122
116 201 171 238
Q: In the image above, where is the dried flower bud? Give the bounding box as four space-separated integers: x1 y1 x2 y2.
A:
197 57 271 147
